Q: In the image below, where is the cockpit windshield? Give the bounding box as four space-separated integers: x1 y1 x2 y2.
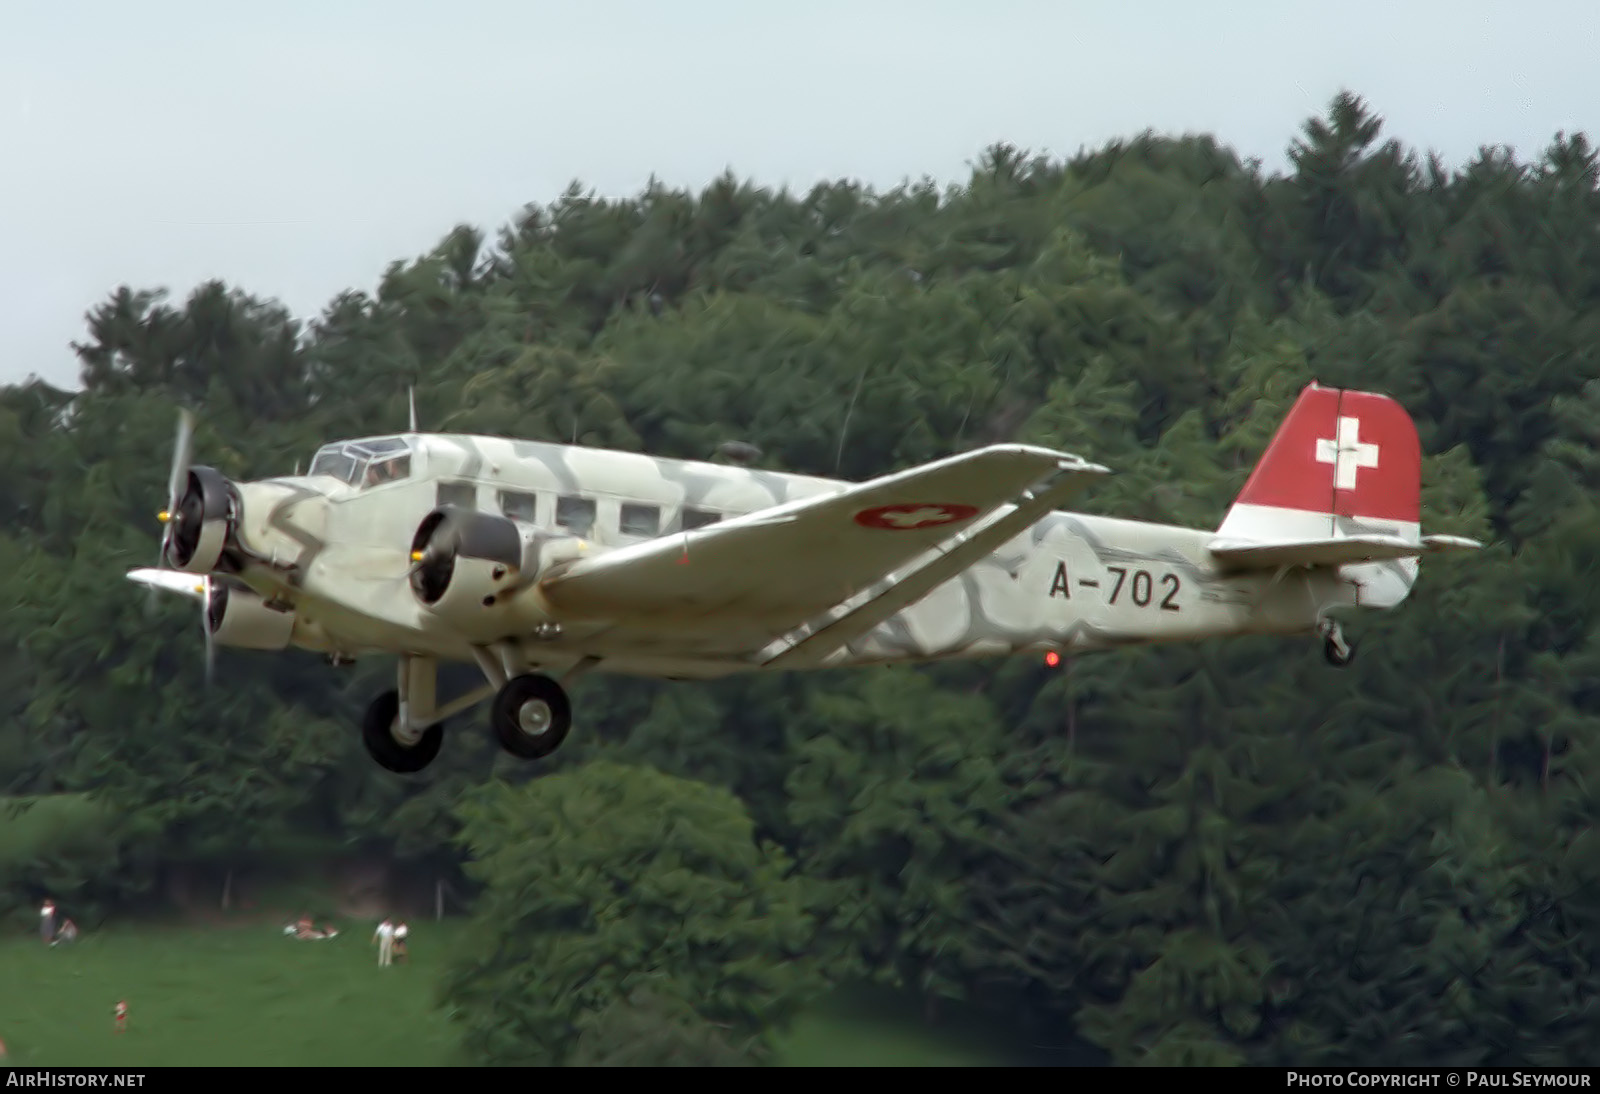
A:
307 436 414 489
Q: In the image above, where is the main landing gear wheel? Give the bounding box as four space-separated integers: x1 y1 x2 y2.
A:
490 674 572 759
362 689 444 774
1320 621 1358 668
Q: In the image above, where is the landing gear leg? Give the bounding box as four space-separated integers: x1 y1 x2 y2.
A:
490 673 572 759
361 690 444 773
1319 619 1357 667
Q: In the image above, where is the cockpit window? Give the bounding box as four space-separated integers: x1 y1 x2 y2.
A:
309 447 360 485
362 454 410 488
360 437 408 456
307 436 415 488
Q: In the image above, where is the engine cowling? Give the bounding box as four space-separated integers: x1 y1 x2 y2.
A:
165 466 237 574
407 506 589 640
206 582 296 650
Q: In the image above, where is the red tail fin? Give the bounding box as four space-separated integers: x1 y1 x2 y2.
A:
1219 383 1421 540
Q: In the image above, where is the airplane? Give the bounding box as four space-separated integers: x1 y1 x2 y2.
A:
129 382 1481 774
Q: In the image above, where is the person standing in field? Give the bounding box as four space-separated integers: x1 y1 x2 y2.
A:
393 921 408 964
373 918 394 966
40 899 55 944
113 1001 127 1034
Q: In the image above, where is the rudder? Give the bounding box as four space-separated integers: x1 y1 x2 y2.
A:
1215 382 1423 607
1218 382 1421 541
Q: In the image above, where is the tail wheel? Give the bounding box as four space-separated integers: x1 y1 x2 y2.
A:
1321 627 1358 668
490 674 572 759
362 689 443 773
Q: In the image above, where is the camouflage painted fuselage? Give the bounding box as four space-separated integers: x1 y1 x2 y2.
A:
228 432 1364 680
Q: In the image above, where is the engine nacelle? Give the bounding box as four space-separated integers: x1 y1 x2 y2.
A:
408 506 590 641
206 582 297 650
166 466 237 574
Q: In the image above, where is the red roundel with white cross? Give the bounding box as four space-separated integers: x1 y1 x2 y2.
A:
854 503 979 530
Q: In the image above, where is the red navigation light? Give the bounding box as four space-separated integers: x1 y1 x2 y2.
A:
1044 651 1061 667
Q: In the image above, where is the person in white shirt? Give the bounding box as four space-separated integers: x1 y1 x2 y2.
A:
372 918 395 966
393 922 409 964
40 900 55 944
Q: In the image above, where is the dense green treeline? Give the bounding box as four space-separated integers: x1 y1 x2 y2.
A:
4 91 1600 1064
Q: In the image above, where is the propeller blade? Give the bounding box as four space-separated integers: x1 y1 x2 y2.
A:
158 409 195 568
167 409 195 512
145 549 162 616
200 575 215 687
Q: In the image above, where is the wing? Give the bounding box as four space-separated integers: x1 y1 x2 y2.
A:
758 458 1104 668
127 567 210 600
1207 533 1482 571
539 444 1110 637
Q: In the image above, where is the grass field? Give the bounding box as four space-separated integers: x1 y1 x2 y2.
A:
0 917 1035 1066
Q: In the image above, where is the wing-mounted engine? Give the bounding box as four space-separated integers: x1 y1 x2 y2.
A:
206 580 298 650
406 505 595 641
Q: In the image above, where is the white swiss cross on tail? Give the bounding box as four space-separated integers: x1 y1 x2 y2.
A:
1315 416 1379 491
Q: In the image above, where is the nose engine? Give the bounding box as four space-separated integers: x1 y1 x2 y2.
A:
407 505 589 639
161 465 238 573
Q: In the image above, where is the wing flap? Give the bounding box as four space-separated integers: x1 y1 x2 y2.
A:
539 444 1109 633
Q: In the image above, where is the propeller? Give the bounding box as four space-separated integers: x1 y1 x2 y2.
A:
407 507 466 604
140 408 225 683
403 505 536 603
129 567 216 685
158 409 196 570
145 410 195 617
200 575 217 686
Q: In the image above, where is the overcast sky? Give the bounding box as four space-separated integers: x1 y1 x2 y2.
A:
2 1 1596 390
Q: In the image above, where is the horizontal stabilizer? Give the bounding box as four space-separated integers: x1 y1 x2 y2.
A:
1207 533 1482 571
1421 534 1484 552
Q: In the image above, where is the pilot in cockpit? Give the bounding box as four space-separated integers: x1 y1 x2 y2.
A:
364 458 405 487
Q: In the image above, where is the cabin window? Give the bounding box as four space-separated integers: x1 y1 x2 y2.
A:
682 507 721 530
556 495 596 536
620 503 661 538
437 481 476 509
498 490 539 523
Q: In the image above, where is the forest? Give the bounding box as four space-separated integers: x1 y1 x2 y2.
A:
2 91 1599 1066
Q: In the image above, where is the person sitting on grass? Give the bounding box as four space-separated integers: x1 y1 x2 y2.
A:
285 915 338 940
51 919 77 946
